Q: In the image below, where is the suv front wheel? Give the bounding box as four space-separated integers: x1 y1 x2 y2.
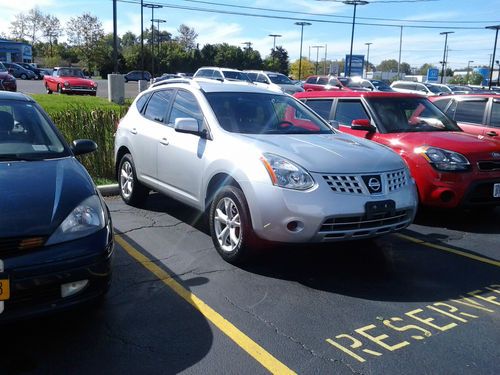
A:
209 185 256 264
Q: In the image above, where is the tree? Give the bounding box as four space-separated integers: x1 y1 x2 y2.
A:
289 58 314 80
10 8 48 46
375 59 411 75
417 63 436 75
66 13 105 73
263 46 289 75
121 31 138 48
175 24 198 50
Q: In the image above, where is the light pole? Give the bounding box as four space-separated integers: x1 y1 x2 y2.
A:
440 31 454 83
343 0 369 77
311 45 325 75
242 41 252 51
152 18 166 60
466 60 474 84
294 22 311 80
364 42 372 78
269 34 282 63
496 60 500 87
486 25 500 89
144 3 163 79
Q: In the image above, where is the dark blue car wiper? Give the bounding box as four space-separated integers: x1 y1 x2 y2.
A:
0 154 43 161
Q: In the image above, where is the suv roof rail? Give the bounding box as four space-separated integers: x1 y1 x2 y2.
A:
150 77 200 89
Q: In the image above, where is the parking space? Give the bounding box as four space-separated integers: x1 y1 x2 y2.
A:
2 193 499 374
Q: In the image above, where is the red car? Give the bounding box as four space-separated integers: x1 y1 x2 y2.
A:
303 75 350 92
430 94 500 140
295 90 500 209
0 62 17 92
43 67 97 96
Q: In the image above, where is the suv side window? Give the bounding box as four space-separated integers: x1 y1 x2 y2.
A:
143 90 174 123
454 100 487 123
168 90 205 128
246 72 258 81
136 92 152 113
491 100 500 128
213 70 223 80
305 77 316 84
334 100 369 125
196 69 212 78
304 99 334 120
433 98 452 112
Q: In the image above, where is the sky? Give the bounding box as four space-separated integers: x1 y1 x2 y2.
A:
0 0 499 70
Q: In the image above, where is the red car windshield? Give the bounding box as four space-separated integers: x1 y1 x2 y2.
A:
58 69 85 78
367 97 461 133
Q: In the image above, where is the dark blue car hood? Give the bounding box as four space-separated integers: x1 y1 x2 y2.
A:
0 158 96 238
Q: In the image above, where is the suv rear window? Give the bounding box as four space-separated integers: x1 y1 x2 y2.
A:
304 99 333 120
334 100 369 125
454 100 486 123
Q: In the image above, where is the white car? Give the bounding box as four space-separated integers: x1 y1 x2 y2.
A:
390 81 444 96
115 78 418 264
244 70 304 95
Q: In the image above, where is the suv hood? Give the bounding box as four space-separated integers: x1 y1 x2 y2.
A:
0 158 96 238
239 132 404 174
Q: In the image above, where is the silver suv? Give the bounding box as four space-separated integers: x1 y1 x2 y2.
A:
115 78 418 263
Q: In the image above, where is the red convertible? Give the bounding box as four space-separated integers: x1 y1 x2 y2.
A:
43 67 97 96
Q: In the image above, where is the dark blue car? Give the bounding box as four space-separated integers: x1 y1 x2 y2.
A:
0 92 113 321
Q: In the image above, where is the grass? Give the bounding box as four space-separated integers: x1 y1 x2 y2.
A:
31 94 126 113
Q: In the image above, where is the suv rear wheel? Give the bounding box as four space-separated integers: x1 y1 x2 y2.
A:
209 185 257 264
118 153 149 206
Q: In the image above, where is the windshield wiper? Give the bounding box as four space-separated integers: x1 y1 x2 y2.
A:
0 154 44 161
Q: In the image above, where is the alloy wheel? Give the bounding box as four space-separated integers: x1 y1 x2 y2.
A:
214 197 241 253
120 160 134 200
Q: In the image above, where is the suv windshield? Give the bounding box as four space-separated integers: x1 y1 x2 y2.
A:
424 84 444 94
268 74 293 85
0 100 69 160
371 80 392 91
206 92 334 135
367 97 461 133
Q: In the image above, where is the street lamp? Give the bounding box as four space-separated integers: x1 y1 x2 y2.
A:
242 41 253 51
144 3 163 79
439 31 454 83
152 18 166 58
486 25 500 90
343 0 369 77
365 42 372 78
466 60 474 84
269 34 282 51
294 22 311 80
311 45 325 75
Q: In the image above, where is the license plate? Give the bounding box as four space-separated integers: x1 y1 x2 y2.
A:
494 183 500 198
0 278 10 301
365 200 395 219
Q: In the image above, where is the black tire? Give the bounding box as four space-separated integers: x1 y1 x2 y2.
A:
209 185 257 264
20 73 27 80
46 84 52 94
118 153 149 206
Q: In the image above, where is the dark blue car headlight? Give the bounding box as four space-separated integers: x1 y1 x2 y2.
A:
46 195 106 246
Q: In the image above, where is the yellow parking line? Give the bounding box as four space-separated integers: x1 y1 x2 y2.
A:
115 235 296 375
394 233 500 268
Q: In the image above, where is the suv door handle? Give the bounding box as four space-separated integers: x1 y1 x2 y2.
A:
486 131 498 137
160 138 169 145
129 128 137 135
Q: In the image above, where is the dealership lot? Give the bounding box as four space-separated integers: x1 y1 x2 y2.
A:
3 194 498 374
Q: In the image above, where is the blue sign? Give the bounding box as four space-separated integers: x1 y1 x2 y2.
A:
345 55 365 77
427 68 439 82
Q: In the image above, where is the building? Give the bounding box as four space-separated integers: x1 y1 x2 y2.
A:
0 38 32 63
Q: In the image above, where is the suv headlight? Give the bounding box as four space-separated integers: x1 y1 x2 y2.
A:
261 153 315 190
46 195 106 245
416 146 470 171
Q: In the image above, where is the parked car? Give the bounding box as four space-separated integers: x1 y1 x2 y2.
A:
295 90 500 209
3 62 36 80
193 67 253 83
390 81 445 96
445 84 475 94
43 67 98 95
153 73 183 84
115 78 417 264
15 62 43 80
303 75 347 92
0 91 113 321
0 62 17 92
341 78 394 92
124 70 152 82
430 94 500 140
244 70 304 94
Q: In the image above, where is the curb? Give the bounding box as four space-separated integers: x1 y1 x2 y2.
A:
98 184 120 197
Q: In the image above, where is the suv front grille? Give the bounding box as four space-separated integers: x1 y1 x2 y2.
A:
322 169 408 195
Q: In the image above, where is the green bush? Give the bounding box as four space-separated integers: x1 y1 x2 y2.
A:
32 95 129 181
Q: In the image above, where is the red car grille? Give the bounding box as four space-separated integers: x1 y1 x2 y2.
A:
478 161 500 171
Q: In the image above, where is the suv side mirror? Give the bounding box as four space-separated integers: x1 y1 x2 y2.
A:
351 119 375 132
175 117 200 135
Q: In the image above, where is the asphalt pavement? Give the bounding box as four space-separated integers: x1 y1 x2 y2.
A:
3 193 499 374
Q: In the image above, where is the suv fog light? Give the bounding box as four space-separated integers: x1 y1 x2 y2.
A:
61 280 89 298
287 220 304 233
